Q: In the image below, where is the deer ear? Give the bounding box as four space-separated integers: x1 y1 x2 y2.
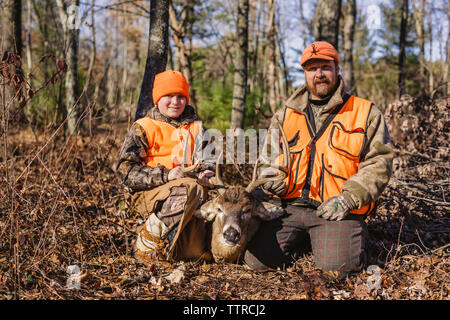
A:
195 199 218 222
254 201 285 221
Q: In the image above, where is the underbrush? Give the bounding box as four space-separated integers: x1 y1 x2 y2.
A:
0 96 448 300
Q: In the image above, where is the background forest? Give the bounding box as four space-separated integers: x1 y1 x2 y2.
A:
0 0 449 300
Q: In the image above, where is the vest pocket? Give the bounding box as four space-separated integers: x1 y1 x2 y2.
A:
318 153 347 202
329 122 366 159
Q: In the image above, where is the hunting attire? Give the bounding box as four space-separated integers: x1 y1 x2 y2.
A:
115 71 215 263
245 42 394 274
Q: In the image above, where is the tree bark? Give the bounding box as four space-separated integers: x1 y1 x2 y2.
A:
135 0 169 121
1 0 23 117
266 0 277 115
412 0 425 93
313 0 341 49
168 0 197 110
343 0 356 93
398 0 408 97
445 0 450 97
1 0 22 55
298 0 308 47
56 0 80 135
231 0 249 129
25 0 33 77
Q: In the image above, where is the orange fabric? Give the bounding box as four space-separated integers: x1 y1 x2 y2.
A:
135 117 201 170
152 70 190 104
300 41 339 67
276 96 375 215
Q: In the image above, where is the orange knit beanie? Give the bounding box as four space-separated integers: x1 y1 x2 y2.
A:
152 70 190 104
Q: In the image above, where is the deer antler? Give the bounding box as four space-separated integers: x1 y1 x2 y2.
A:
245 121 290 193
181 127 201 175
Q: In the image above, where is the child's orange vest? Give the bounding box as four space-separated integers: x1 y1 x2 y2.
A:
135 117 202 170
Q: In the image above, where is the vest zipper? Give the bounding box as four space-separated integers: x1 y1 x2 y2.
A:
300 94 352 205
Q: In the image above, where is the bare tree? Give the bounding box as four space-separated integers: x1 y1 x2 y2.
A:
1 0 23 117
57 0 80 135
398 0 408 97
298 0 308 47
313 0 341 49
266 0 277 114
343 0 356 93
169 0 197 110
1 0 22 55
135 0 169 121
445 0 450 97
412 0 426 92
230 0 249 129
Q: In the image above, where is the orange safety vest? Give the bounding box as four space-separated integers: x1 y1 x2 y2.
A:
135 116 202 170
277 94 375 215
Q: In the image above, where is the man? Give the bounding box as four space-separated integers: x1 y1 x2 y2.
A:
115 70 215 263
244 41 394 275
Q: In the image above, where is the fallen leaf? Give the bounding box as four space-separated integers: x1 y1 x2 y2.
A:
165 265 185 284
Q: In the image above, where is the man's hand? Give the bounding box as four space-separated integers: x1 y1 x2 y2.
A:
168 167 185 181
316 193 357 221
262 180 286 196
197 170 215 188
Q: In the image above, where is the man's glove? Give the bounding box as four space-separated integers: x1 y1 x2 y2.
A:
261 180 286 196
316 193 358 221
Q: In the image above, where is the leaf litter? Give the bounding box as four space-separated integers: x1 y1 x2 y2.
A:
0 96 448 300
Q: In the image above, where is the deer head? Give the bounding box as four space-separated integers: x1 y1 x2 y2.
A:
182 122 290 262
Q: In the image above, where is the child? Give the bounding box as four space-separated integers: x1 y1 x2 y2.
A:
115 70 215 262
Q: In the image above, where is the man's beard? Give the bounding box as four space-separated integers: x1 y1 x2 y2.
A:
307 77 338 99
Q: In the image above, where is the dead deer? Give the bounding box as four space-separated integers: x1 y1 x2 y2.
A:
182 122 290 263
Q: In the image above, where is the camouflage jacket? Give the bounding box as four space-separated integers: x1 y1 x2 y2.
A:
268 77 394 209
115 105 214 193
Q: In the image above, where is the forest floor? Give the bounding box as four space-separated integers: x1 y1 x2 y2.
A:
0 96 448 300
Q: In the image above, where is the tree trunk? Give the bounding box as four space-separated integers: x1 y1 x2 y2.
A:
1 0 23 117
313 0 341 49
427 1 434 94
412 0 425 93
57 0 80 135
1 0 22 55
343 0 356 93
266 0 277 115
398 0 408 98
25 0 33 77
135 0 169 121
231 0 249 129
66 26 80 134
168 0 197 110
298 0 308 47
445 0 450 97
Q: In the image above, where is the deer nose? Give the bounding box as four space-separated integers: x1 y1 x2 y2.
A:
223 228 240 244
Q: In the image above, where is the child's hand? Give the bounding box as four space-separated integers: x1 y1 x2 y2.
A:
168 167 185 181
197 170 215 188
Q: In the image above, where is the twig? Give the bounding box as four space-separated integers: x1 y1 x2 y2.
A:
408 195 449 206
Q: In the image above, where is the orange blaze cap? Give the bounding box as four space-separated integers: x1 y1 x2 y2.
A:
152 70 190 104
300 41 339 67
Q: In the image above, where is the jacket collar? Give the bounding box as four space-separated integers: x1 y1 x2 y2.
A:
147 105 199 127
285 76 347 115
